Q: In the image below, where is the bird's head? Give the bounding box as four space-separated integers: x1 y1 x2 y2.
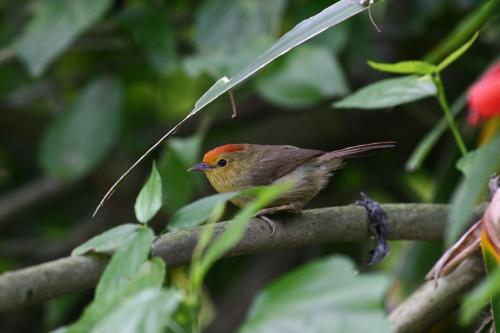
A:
188 144 251 192
188 144 246 172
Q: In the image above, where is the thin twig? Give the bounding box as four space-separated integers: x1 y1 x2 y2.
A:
228 90 237 118
0 176 74 227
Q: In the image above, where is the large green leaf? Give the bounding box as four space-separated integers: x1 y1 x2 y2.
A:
72 224 139 256
120 3 177 75
134 163 163 224
447 134 500 245
95 227 154 303
256 45 348 108
334 75 437 109
39 78 122 180
167 191 242 232
91 288 181 333
64 258 165 333
238 256 391 333
367 60 437 75
14 0 112 76
159 135 202 214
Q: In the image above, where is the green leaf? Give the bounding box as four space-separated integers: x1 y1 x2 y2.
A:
405 94 466 171
39 78 122 180
72 224 139 256
159 135 202 214
187 0 373 118
447 134 500 245
13 0 112 77
120 3 177 76
95 227 154 303
256 45 349 108
436 31 479 72
65 258 165 333
334 75 436 109
168 191 242 232
191 184 289 290
135 163 163 224
310 22 349 53
91 288 181 333
195 0 285 54
191 0 285 77
456 150 479 176
238 256 391 333
368 60 437 75
462 260 500 324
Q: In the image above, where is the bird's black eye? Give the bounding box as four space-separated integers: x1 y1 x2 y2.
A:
217 159 227 167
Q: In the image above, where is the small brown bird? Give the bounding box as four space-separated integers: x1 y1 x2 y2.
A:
189 142 394 234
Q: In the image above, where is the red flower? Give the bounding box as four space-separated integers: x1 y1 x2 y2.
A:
467 62 500 126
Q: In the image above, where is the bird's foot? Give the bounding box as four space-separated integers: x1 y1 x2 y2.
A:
256 203 302 237
259 215 277 237
355 192 390 269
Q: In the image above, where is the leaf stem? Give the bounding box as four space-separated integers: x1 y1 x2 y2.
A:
433 74 468 156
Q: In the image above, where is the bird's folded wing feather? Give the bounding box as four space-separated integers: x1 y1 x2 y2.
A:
249 145 324 185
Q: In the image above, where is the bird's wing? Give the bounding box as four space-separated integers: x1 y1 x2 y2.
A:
249 145 324 185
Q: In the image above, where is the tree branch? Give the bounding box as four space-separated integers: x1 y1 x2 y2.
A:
389 254 484 333
0 204 448 311
0 176 74 227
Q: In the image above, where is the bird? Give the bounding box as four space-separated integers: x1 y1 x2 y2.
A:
188 142 395 235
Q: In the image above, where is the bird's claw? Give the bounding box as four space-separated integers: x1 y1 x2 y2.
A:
259 215 277 237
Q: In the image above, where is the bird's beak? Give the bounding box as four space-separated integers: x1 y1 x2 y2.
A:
187 162 213 172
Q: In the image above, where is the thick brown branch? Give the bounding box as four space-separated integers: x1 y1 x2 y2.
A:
0 204 447 311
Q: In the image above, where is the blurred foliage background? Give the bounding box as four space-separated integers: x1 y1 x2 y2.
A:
0 0 499 332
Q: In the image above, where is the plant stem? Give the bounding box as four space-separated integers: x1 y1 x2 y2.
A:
433 75 468 156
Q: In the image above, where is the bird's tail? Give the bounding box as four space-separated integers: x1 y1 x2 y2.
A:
321 141 396 161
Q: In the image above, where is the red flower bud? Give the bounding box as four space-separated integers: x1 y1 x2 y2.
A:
467 63 500 126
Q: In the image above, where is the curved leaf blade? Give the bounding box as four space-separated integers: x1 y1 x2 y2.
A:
334 75 436 109
437 31 479 72
39 78 123 180
14 0 112 76
238 256 391 333
368 60 437 75
167 191 241 231
447 134 500 245
256 45 349 108
95 227 154 303
72 224 139 256
135 163 163 224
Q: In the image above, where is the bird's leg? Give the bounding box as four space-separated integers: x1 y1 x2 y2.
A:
257 203 302 237
355 192 390 268
257 203 301 216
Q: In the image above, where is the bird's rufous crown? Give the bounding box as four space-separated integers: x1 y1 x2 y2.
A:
203 144 244 165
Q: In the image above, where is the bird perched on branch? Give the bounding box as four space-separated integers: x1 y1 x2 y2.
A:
189 142 395 235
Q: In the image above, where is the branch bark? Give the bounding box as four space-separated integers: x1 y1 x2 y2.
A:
389 254 484 333
0 204 448 311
